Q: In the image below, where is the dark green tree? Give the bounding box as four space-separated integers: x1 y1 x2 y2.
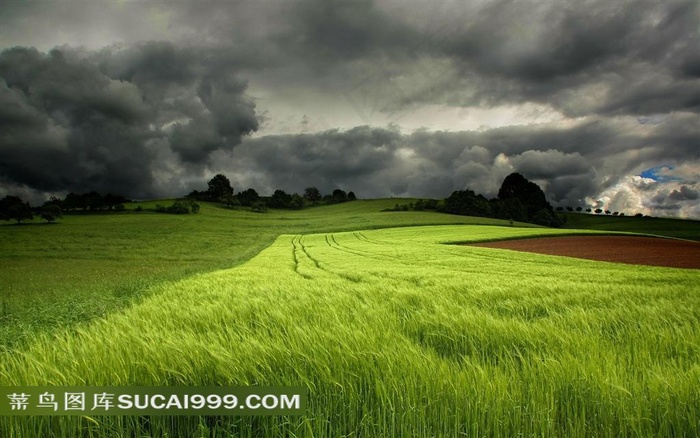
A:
289 194 305 210
221 193 239 208
0 195 24 220
251 200 268 213
40 204 63 223
492 197 528 222
237 188 260 207
497 173 553 219
207 174 234 200
444 190 493 217
331 189 347 203
303 187 322 205
7 203 33 224
85 191 105 211
270 190 292 208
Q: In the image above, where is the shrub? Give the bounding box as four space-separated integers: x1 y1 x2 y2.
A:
40 204 63 223
251 200 268 213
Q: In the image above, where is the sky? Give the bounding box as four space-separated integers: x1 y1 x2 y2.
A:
1 0 698 218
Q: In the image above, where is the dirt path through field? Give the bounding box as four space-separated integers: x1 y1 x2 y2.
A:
471 236 700 269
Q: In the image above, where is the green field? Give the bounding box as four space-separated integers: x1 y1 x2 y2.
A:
1 202 699 437
562 212 700 241
1 200 520 350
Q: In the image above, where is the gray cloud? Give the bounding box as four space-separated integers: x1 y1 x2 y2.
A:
0 44 258 196
1 1 698 218
201 115 697 214
670 186 699 201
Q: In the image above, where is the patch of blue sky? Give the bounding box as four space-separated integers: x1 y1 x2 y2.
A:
640 165 681 182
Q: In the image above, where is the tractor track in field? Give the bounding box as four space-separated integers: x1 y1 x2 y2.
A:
325 233 402 263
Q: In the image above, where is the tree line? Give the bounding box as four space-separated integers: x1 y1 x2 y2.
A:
387 173 565 227
187 174 357 212
1 172 648 226
0 195 63 224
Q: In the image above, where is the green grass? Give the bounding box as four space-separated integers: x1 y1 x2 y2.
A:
562 212 700 241
1 225 698 437
0 200 521 348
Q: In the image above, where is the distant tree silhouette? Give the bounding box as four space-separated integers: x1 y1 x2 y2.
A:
496 173 562 226
40 204 63 223
347 191 357 201
7 203 33 224
251 200 268 213
237 188 260 207
289 194 305 210
221 193 239 208
270 190 292 208
155 199 199 214
303 187 322 205
331 189 348 203
497 173 553 219
444 190 493 218
207 174 234 200
0 195 24 220
104 193 128 210
576 206 583 212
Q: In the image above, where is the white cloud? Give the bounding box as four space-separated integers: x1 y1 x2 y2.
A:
591 175 700 218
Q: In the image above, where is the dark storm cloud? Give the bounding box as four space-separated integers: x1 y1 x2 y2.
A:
220 126 402 195
211 114 696 209
670 186 699 201
1 0 697 217
0 44 258 196
280 0 417 63
304 0 700 118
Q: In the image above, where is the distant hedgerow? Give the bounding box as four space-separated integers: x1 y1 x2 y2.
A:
155 200 200 214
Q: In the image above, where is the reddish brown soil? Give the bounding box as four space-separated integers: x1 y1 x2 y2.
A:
471 236 700 269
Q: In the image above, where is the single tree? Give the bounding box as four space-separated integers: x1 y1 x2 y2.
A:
576 206 583 212
7 203 33 224
497 173 552 219
237 188 260 207
347 191 357 201
0 195 24 220
332 189 347 203
40 204 63 223
207 174 234 200
289 194 305 210
270 189 292 209
303 187 322 205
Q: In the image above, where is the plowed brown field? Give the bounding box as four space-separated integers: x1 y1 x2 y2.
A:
471 235 700 269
